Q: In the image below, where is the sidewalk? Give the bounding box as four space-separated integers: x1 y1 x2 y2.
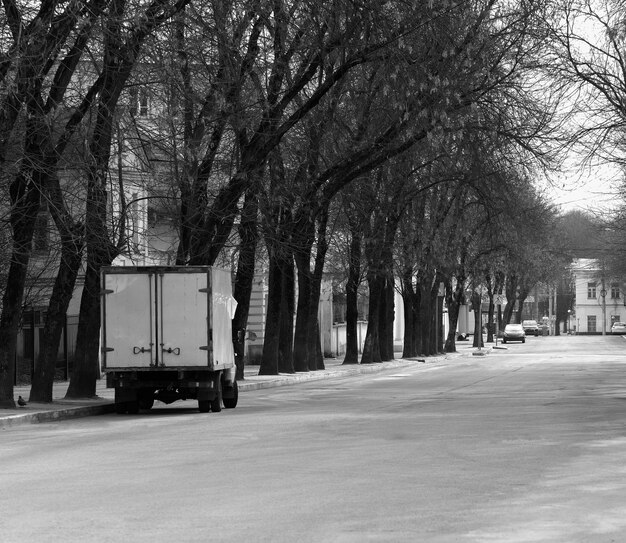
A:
1 347 474 428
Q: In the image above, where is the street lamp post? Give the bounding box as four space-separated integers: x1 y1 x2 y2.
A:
601 287 607 336
567 309 572 335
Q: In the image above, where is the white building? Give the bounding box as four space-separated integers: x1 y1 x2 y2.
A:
571 258 625 334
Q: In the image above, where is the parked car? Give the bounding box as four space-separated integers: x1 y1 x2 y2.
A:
503 323 526 343
522 320 539 336
611 322 626 335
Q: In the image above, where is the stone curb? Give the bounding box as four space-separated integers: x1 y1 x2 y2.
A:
1 354 462 428
1 402 117 428
236 357 434 391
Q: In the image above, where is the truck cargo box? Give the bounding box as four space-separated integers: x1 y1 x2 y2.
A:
101 266 238 413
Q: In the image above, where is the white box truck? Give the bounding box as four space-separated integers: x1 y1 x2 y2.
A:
101 266 238 414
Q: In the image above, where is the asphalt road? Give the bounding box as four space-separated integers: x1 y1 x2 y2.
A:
3 335 626 543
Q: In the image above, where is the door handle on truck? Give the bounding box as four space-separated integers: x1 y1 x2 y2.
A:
133 346 152 354
163 347 181 355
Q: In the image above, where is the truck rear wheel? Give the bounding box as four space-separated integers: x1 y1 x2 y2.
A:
210 394 222 412
138 389 155 410
223 381 238 409
115 387 138 415
209 373 222 412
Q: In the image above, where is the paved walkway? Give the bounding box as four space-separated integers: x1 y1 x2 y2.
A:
1 347 476 427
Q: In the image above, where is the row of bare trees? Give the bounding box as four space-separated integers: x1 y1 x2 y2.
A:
0 1 609 408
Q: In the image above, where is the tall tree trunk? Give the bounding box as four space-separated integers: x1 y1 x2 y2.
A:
400 270 420 358
259 252 282 375
430 281 443 354
30 230 83 402
231 188 259 380
293 252 328 372
30 173 84 401
503 274 518 325
486 298 495 343
259 247 295 375
66 262 104 398
471 291 484 348
0 151 43 406
379 275 395 361
417 279 433 355
293 253 313 372
66 0 191 398
444 276 464 353
0 183 40 407
278 255 295 373
306 211 329 371
293 207 328 372
343 218 362 365
361 273 384 364
66 94 121 398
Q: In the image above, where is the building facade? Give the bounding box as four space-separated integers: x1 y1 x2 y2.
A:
571 258 625 334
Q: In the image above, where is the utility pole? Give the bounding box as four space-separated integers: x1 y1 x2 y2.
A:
548 286 553 335
601 259 607 336
601 281 607 336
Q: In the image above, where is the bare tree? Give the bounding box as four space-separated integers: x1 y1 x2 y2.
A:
0 0 108 408
66 0 192 399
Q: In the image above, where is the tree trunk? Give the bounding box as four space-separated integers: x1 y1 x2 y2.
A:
417 281 433 355
471 291 484 348
30 233 83 402
259 245 295 375
486 298 495 343
30 172 84 401
293 259 313 372
278 253 295 373
379 276 395 361
259 252 282 375
401 274 419 358
515 290 529 324
343 220 362 365
66 0 190 398
361 273 384 364
503 274 518 325
444 276 464 353
66 104 119 398
231 189 259 381
307 212 329 371
0 170 42 407
292 206 328 372
432 286 444 354
66 264 102 398
444 302 460 353
0 231 36 407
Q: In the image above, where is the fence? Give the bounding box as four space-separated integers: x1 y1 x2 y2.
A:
14 312 79 385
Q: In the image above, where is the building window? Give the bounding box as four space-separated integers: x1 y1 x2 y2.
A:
611 284 620 299
611 315 621 325
138 88 149 117
587 283 597 299
129 87 150 117
588 315 597 333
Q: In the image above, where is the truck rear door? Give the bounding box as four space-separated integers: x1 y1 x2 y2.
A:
102 267 212 369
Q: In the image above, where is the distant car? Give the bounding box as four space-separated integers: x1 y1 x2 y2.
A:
522 320 539 336
503 323 526 343
611 322 626 335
